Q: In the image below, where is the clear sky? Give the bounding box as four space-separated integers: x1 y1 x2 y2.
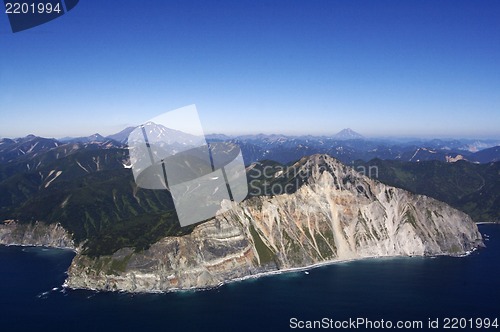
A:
1 0 499 138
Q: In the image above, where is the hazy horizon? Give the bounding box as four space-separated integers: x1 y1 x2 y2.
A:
2 127 500 142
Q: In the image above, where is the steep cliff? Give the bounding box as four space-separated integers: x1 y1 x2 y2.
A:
0 220 75 249
65 154 483 292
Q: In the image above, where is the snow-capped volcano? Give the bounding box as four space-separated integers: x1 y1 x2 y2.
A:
333 128 364 140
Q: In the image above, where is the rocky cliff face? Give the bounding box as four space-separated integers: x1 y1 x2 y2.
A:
0 220 75 249
65 154 483 292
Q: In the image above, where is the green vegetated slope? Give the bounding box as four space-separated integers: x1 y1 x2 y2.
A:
351 159 500 223
0 147 196 256
1 141 498 257
247 158 499 223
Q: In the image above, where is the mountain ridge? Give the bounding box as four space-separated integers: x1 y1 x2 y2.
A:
3 130 500 166
64 154 483 292
0 131 498 258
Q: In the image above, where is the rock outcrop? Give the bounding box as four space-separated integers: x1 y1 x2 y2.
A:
65 155 483 292
0 220 75 249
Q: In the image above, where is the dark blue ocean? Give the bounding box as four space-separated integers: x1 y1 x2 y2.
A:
1 225 499 332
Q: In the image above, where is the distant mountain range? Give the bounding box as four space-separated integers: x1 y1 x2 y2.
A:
2 128 499 167
0 127 498 256
228 136 500 166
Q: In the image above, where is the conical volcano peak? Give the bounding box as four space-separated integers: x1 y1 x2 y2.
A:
334 128 364 140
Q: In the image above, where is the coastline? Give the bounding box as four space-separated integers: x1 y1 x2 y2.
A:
0 243 78 253
2 236 484 294
2 224 498 331
64 222 488 294
2 223 489 294
63 247 482 294
0 221 77 252
188 247 484 294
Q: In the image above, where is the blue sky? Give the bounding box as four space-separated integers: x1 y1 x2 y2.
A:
1 0 499 138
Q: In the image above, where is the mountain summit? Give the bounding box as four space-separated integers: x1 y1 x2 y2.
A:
334 128 364 140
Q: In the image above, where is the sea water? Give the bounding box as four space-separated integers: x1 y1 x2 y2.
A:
0 225 499 331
